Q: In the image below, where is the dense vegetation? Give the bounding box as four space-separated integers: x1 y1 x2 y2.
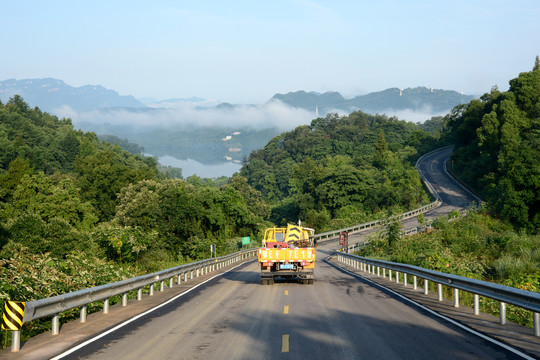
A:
444 64 539 232
241 111 439 230
3 62 537 347
99 134 145 155
0 96 269 347
357 61 540 328
359 209 539 327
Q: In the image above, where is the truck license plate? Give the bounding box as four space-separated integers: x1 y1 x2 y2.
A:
281 264 294 270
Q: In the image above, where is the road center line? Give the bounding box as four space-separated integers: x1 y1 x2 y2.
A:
285 290 288 295
282 334 289 352
284 305 289 314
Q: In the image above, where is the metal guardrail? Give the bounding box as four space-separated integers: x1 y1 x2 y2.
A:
335 252 540 337
2 146 465 351
312 146 449 243
8 249 258 352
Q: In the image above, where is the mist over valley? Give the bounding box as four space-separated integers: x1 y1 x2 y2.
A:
0 78 474 177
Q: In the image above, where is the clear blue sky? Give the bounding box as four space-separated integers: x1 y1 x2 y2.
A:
1 0 539 103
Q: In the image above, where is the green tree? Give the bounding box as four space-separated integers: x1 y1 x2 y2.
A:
75 150 156 221
375 131 390 167
3 172 97 230
446 67 540 230
114 180 162 231
379 214 403 246
0 156 33 201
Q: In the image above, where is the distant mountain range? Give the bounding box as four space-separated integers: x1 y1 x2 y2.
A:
0 78 145 112
270 88 474 115
0 77 477 169
1 78 475 117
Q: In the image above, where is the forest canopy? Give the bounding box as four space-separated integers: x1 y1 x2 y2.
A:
444 66 540 231
0 96 267 271
240 110 438 230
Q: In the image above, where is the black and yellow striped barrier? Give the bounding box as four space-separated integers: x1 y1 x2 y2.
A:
2 301 25 331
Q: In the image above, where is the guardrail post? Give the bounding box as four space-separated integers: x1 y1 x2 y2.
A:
395 272 400 284
499 302 506 324
413 275 417 290
474 294 480 315
191 270 194 279
196 268 200 277
534 312 540 337
170 277 174 288
160 281 164 292
150 284 154 296
11 331 20 352
389 270 392 281
104 298 110 313
383 268 386 278
122 292 128 306
52 314 59 335
403 273 407 287
80 305 87 323
453 288 459 307
185 272 188 281
377 267 380 276
437 284 443 301
138 288 142 300
424 279 428 295
177 274 181 285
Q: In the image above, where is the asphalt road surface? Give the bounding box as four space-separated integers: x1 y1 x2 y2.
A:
10 148 531 360
60 254 525 360
56 149 528 360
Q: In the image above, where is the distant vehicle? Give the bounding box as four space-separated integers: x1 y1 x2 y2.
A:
258 225 316 285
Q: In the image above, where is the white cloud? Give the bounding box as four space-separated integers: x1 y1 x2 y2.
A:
64 100 316 131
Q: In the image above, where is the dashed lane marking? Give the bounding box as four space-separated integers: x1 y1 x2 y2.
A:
282 334 289 352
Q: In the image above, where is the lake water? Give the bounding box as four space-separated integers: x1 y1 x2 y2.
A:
158 155 242 178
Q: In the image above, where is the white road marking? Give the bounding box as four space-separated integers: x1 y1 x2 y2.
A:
50 262 250 360
325 259 535 360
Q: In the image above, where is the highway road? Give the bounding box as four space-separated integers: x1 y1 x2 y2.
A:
417 146 480 219
51 148 530 360
345 146 478 246
58 252 526 359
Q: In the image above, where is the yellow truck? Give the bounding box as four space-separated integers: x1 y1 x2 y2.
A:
258 224 316 285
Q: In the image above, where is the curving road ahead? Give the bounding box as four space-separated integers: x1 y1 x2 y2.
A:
343 146 479 246
417 146 480 219
46 148 533 360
